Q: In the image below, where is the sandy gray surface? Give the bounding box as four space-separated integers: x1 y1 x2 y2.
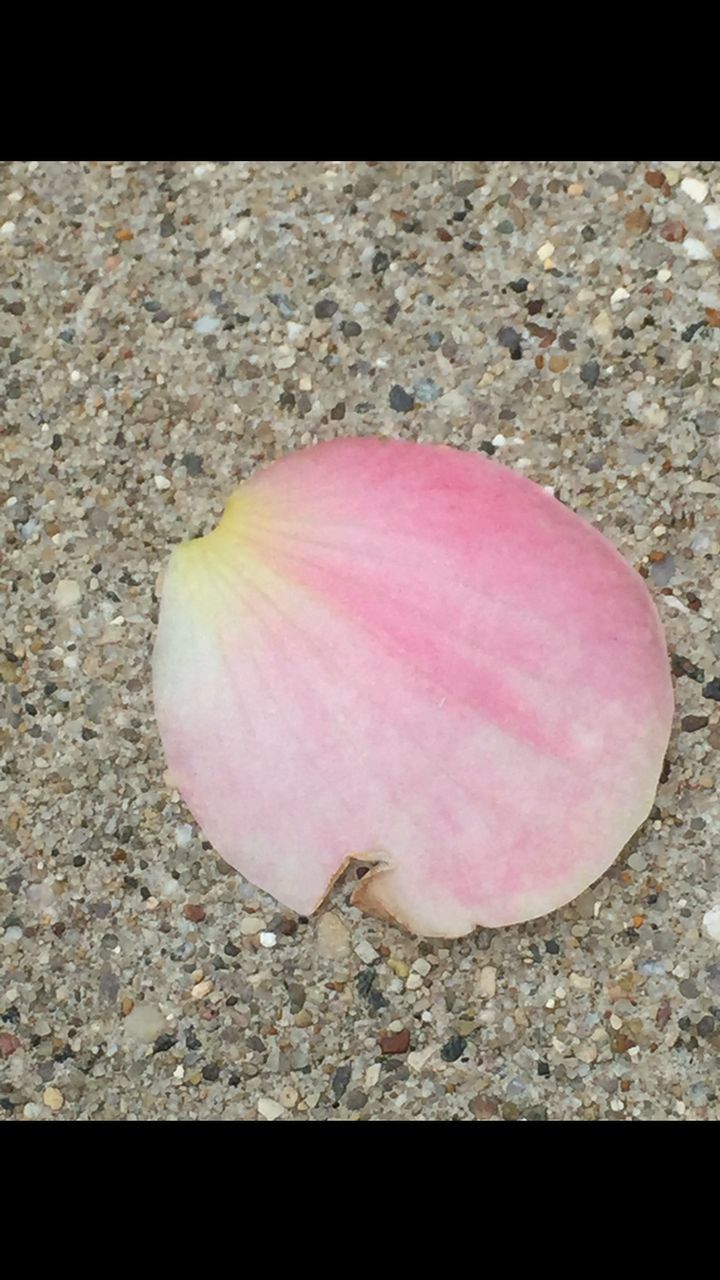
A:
1 159 719 1121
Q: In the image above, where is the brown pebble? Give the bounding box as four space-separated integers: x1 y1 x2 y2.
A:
535 354 544 369
549 355 569 373
706 307 720 328
527 323 556 346
625 208 651 234
184 904 206 923
379 1028 410 1055
644 170 666 189
648 550 666 563
681 715 709 732
660 220 686 243
611 1033 636 1054
121 997 134 1016
469 1094 499 1119
655 1001 671 1029
436 227 453 243
116 228 134 242
0 1033 22 1058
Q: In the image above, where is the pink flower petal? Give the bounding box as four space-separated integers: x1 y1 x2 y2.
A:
152 438 673 937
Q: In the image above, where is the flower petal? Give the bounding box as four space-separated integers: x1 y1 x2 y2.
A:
152 438 673 937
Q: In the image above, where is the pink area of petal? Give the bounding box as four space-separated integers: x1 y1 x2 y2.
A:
152 437 674 937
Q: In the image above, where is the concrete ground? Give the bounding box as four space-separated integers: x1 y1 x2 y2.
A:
1 159 718 1120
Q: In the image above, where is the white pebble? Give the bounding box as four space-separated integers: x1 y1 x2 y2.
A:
704 204 720 231
592 310 613 339
354 939 378 965
273 345 296 370
676 348 692 371
680 176 708 204
537 241 555 262
491 433 507 448
407 1046 435 1072
412 958 431 977
316 911 350 958
221 218 250 245
175 823 193 848
610 287 630 306
70 370 83 384
257 1097 286 1121
54 578 81 610
124 1004 168 1044
702 904 720 943
240 915 265 935
259 931 277 949
27 882 55 908
194 314 221 335
575 1042 597 1065
405 973 423 990
4 926 22 942
191 979 214 1000
684 237 712 261
570 973 592 992
478 965 497 999
364 1063 381 1089
154 475 171 491
0 220 16 238
8 190 23 204
662 596 691 614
